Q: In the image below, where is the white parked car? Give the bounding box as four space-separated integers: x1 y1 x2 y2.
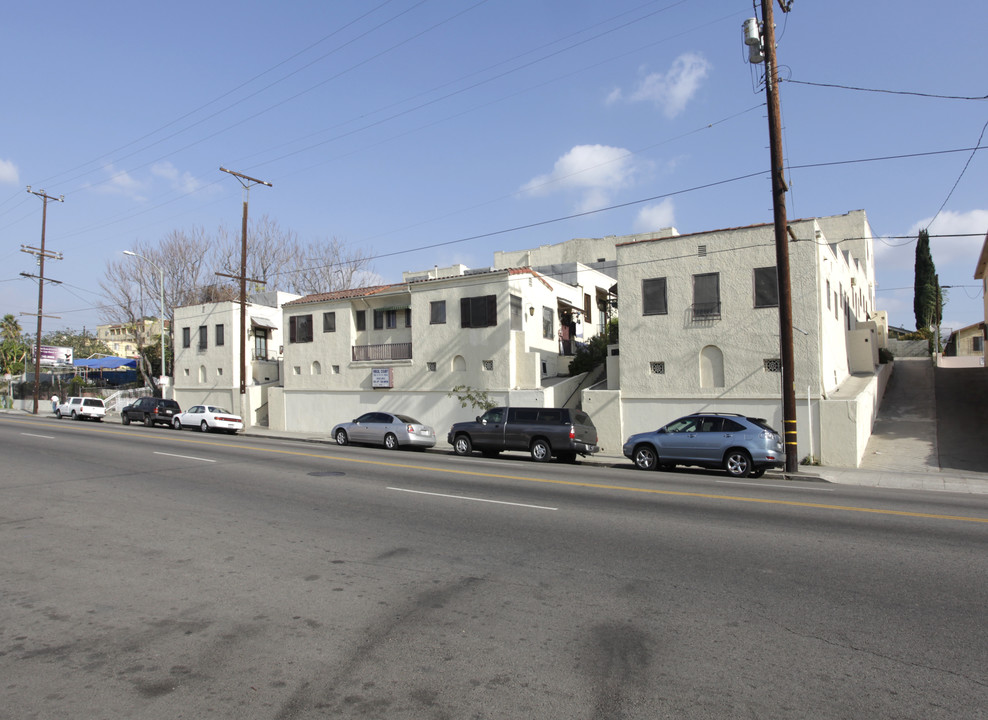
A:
172 405 244 434
55 396 106 422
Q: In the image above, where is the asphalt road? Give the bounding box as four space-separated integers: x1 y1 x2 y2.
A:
2 414 986 719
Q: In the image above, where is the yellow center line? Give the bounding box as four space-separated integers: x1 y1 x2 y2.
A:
6 416 988 524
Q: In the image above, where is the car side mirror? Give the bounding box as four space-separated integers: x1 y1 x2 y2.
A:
657 428 666 434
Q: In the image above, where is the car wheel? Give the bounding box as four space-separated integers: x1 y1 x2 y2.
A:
143 414 153 427
749 467 766 479
530 438 551 462
173 418 182 431
121 414 129 425
384 433 399 450
200 421 209 433
335 429 349 446
452 435 472 456
71 411 79 421
633 444 658 471
55 409 62 419
725 449 753 478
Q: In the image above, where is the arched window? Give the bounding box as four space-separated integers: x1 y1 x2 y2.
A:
311 360 322 375
699 345 724 388
198 365 206 383
452 355 466 372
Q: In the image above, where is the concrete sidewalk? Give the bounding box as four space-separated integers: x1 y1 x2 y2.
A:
6 359 988 495
239 422 988 495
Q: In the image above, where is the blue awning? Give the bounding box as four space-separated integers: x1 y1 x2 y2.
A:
74 357 138 369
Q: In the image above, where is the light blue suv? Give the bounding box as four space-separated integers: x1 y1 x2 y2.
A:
622 413 785 478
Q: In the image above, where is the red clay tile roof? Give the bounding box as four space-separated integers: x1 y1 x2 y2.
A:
283 284 400 306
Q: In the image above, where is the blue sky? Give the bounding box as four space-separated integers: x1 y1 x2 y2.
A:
2 0 986 338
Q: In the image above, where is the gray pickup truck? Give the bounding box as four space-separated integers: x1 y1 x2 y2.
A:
447 406 600 462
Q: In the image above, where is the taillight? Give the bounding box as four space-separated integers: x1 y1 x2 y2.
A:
569 424 575 440
407 424 415 433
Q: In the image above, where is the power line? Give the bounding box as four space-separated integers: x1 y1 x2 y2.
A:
927 117 988 230
783 79 988 101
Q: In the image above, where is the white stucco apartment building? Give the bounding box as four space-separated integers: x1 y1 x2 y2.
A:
171 291 299 425
581 209 886 466
266 264 615 435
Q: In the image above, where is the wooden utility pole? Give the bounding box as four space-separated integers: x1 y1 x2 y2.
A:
758 0 798 472
219 168 271 423
23 187 63 415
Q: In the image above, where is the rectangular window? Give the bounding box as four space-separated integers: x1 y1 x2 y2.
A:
692 272 720 319
355 310 366 331
753 266 779 308
404 308 412 328
642 278 668 315
289 314 313 343
430 300 446 325
215 324 225 346
542 306 554 339
510 295 522 331
460 295 497 328
973 336 984 353
182 327 191 348
584 293 592 317
198 326 208 350
826 280 831 310
373 309 398 329
323 311 336 333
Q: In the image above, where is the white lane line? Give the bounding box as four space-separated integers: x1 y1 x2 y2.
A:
717 480 833 491
154 451 216 463
388 486 557 511
21 433 55 439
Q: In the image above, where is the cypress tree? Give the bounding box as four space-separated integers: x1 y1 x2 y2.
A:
913 229 938 330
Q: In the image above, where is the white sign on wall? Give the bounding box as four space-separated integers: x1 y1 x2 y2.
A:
371 367 393 388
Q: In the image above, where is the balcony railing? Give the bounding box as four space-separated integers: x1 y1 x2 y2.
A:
352 342 412 362
690 302 721 321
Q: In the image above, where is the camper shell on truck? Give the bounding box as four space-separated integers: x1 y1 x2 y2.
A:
447 406 600 463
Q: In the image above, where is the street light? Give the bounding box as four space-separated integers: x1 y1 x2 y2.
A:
123 251 166 383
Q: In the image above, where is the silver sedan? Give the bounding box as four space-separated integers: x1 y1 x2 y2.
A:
332 412 436 450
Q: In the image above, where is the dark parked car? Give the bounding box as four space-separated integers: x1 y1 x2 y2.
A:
622 412 785 478
121 397 181 428
447 406 599 462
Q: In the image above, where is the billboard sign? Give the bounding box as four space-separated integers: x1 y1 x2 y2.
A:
39 345 73 366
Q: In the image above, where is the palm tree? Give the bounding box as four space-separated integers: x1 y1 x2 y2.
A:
1 314 22 343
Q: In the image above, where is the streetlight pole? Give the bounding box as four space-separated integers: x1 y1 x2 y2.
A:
123 251 166 384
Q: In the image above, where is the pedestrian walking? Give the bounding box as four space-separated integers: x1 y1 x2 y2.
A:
51 394 59 414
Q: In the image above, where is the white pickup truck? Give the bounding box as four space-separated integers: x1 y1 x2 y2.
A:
55 396 106 421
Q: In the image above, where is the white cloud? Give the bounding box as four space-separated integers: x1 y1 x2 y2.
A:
633 199 676 233
522 144 639 212
0 158 19 185
91 163 147 202
151 161 203 194
609 53 711 118
908 209 988 267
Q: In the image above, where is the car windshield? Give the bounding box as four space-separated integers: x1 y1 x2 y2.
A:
208 407 231 414
394 414 420 424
